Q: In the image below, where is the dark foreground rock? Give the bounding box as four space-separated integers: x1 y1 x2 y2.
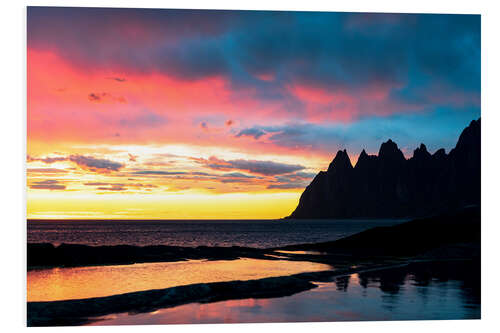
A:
288 118 480 219
280 206 480 257
27 243 271 270
28 275 318 326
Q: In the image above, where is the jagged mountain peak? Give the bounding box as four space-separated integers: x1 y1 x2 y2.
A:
413 143 431 159
355 149 377 169
328 149 353 172
287 118 480 219
433 148 446 158
379 139 405 162
453 118 481 153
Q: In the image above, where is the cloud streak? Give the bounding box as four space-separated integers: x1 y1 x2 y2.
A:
106 77 127 82
28 154 124 173
131 170 186 176
29 179 66 190
88 92 126 103
194 156 305 176
68 155 124 173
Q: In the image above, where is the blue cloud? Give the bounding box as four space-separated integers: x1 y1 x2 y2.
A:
236 106 480 157
28 8 480 114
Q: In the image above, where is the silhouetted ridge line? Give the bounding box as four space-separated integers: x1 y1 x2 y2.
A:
287 118 480 219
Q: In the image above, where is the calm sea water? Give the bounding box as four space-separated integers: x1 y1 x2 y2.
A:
27 219 403 248
88 260 480 325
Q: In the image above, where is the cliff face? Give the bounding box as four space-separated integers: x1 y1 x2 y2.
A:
288 119 480 219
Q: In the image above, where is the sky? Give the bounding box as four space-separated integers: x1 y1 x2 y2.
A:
26 7 480 219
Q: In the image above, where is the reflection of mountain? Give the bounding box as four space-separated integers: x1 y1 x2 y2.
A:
288 119 480 219
335 276 350 291
355 261 480 302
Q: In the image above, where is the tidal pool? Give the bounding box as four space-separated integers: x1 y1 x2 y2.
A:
27 258 331 302
87 260 480 325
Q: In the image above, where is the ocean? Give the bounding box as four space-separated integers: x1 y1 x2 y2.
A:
27 219 403 248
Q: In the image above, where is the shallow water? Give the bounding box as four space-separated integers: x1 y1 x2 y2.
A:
27 258 331 302
88 261 480 325
275 250 325 255
28 219 403 248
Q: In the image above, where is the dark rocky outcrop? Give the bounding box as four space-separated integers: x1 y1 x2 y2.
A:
27 243 272 270
281 206 480 257
28 275 320 326
288 119 480 219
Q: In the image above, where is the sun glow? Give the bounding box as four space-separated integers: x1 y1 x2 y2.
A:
27 190 302 219
27 138 322 219
27 8 481 221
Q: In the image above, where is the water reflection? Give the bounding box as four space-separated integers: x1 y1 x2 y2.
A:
274 250 325 255
88 260 480 325
28 258 331 302
335 276 350 291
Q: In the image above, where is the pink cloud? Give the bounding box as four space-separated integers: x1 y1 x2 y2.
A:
28 49 290 148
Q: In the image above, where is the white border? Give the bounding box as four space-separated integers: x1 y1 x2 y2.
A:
2 0 500 332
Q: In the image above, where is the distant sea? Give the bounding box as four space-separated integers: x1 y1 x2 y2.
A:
27 219 404 248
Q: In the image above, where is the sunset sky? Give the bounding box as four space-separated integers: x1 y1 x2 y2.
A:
27 7 480 219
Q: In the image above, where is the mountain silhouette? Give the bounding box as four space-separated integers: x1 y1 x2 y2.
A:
287 118 480 219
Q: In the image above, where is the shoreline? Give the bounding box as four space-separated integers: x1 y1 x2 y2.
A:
27 207 481 326
28 258 478 327
27 207 480 271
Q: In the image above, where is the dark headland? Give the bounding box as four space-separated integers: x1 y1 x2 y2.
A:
288 118 480 219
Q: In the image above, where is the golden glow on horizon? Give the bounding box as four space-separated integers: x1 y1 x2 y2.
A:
27 190 303 219
26 140 329 219
26 49 342 220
